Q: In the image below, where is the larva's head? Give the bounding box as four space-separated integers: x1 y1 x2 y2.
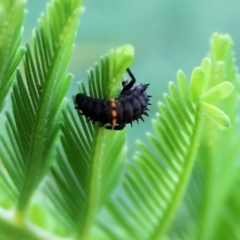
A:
75 93 87 108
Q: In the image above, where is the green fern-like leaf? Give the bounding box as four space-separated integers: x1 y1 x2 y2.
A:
167 33 240 240
44 45 134 239
196 34 240 240
94 54 234 239
0 0 82 226
0 0 25 112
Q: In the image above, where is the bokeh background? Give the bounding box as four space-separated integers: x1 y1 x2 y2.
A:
23 0 240 158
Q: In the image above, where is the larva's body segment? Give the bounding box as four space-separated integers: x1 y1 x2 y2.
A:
75 95 111 124
75 68 151 130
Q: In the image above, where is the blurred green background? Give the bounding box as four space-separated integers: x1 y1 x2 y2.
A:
22 0 240 157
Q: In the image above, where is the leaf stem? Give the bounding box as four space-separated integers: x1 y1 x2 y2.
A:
0 212 44 240
77 128 106 240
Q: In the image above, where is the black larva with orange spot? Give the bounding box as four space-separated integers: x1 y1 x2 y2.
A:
75 68 151 130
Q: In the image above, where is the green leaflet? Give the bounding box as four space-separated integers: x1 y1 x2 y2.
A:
0 0 25 112
201 81 234 103
190 57 233 130
190 67 206 104
201 102 231 130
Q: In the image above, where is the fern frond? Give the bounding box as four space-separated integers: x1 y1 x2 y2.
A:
0 0 82 223
95 53 234 239
195 34 240 240
95 66 203 240
44 45 134 238
166 33 240 240
0 0 25 112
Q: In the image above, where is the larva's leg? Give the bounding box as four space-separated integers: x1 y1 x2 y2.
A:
121 68 136 93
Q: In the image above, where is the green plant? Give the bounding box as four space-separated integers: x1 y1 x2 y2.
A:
0 1 239 240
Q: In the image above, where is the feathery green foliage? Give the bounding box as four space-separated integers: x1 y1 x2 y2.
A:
44 45 134 239
196 34 239 240
94 36 236 240
167 34 240 240
0 0 25 112
94 67 201 240
0 0 239 239
0 0 82 225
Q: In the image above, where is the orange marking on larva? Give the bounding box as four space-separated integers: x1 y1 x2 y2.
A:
111 110 117 117
111 118 117 129
110 99 118 129
110 98 117 108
